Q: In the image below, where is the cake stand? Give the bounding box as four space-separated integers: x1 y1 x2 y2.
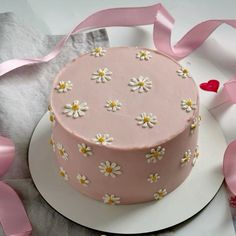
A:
28 105 226 234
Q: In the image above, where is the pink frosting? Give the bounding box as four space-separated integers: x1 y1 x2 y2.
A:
50 47 199 204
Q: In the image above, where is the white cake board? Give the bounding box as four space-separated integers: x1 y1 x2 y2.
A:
28 105 226 234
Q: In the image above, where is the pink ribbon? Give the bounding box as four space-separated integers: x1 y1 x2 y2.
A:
0 136 32 236
0 1 235 227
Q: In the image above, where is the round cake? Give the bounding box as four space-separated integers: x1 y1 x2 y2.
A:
49 47 200 205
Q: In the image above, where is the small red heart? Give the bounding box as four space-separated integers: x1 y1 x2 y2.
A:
199 80 220 93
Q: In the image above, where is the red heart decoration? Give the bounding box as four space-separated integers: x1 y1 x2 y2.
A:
199 79 220 93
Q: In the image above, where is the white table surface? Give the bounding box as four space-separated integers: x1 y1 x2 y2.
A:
1 0 236 235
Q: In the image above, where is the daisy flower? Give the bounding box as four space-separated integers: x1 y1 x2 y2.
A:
103 194 120 205
190 115 201 134
91 68 112 83
147 173 160 183
91 47 106 57
128 76 152 93
145 146 165 163
154 189 167 200
181 149 192 166
63 100 89 118
56 143 69 160
192 145 200 166
105 100 122 112
181 99 197 112
76 173 90 186
78 143 93 157
177 67 191 79
59 167 68 181
93 134 113 145
136 112 157 128
136 50 152 61
49 135 56 152
55 80 73 93
99 161 122 178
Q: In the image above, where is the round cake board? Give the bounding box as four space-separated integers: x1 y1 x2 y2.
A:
28 105 226 234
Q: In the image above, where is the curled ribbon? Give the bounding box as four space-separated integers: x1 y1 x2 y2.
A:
0 136 32 236
0 2 235 230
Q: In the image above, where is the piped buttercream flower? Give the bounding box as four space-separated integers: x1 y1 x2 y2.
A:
55 80 73 93
105 100 122 112
93 134 113 145
48 105 55 123
56 143 69 160
59 167 68 180
177 67 191 79
145 146 165 163
102 194 120 205
91 68 112 83
147 173 160 183
78 143 93 157
136 112 157 128
181 149 192 166
49 135 56 152
63 100 88 118
136 50 152 61
76 173 90 186
154 189 167 200
181 99 197 112
99 161 121 178
128 76 152 93
91 47 106 57
190 115 201 134
192 145 199 166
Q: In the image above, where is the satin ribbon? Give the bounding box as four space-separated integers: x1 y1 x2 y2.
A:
0 136 32 236
0 1 235 226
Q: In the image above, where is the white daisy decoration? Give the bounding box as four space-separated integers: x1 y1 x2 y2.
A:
147 173 160 183
181 99 197 113
59 167 68 181
48 105 55 123
190 115 201 134
103 194 120 205
63 100 89 119
56 143 69 160
192 145 200 166
91 47 106 57
91 68 112 83
154 189 167 200
177 67 191 79
136 112 157 128
128 76 152 93
49 136 56 152
78 143 93 157
55 80 73 93
136 50 152 61
76 173 90 186
181 149 192 166
99 161 122 178
145 146 165 163
93 134 113 145
105 100 122 112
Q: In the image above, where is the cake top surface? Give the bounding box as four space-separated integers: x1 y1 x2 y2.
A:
50 47 198 149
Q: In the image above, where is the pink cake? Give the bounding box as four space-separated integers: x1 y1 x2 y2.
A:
49 47 200 205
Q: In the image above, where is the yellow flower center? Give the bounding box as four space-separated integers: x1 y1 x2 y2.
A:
59 149 65 156
138 81 145 87
151 176 157 181
49 139 53 145
108 197 114 204
80 179 86 184
153 151 160 158
183 68 188 74
140 52 146 57
72 104 79 111
98 71 105 77
143 116 150 123
98 137 105 143
48 105 52 111
60 171 65 177
110 101 117 108
186 100 192 106
159 192 165 197
80 147 87 154
95 48 101 53
49 114 54 122
59 83 66 89
191 123 196 129
106 167 113 173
